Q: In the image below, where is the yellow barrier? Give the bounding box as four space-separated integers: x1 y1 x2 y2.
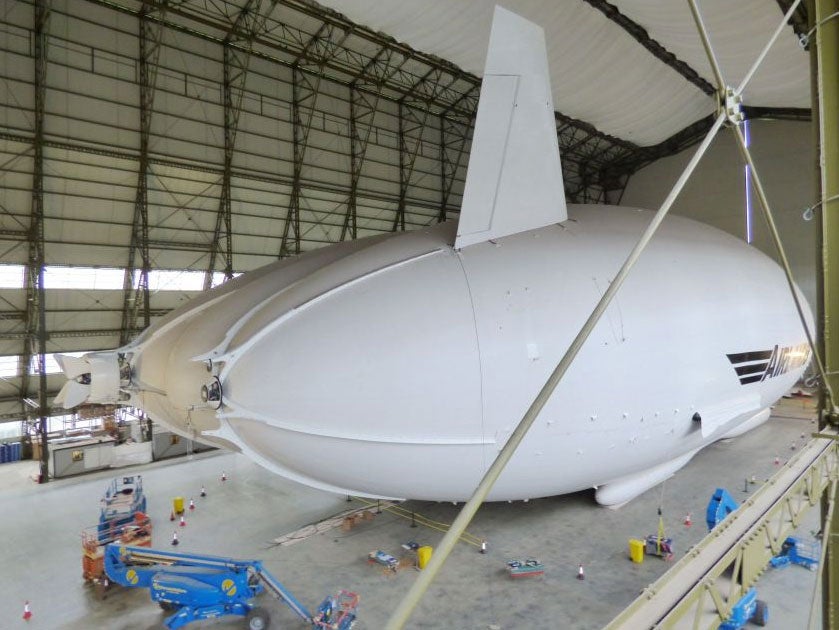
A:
417 546 433 569
629 538 645 564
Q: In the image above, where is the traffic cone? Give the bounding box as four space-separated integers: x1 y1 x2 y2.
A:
577 564 585 580
684 512 692 528
171 531 179 546
480 540 487 554
200 486 207 498
221 471 227 482
791 442 797 451
169 510 175 522
774 455 780 466
179 515 186 527
189 498 195 511
22 601 32 621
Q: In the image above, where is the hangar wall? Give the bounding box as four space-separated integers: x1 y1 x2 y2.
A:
0 0 474 423
622 119 817 314
0 1 453 272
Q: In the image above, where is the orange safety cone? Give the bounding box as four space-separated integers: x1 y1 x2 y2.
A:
480 540 487 554
171 531 179 546
22 601 32 621
179 515 186 527
200 486 207 497
221 471 227 482
577 564 585 580
684 512 692 528
774 455 780 466
169 510 175 522
189 498 195 511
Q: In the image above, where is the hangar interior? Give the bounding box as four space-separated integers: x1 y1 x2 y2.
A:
0 0 837 628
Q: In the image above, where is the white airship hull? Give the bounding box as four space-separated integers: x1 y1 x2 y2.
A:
119 204 810 503
55 7 812 507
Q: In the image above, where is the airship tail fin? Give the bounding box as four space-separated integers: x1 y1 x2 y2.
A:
454 6 567 250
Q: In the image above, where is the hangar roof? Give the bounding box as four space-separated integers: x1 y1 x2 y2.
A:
319 0 810 145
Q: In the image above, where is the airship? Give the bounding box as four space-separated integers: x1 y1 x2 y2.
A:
56 7 811 507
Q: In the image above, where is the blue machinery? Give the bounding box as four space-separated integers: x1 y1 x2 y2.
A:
706 488 739 531
104 544 358 630
717 588 768 630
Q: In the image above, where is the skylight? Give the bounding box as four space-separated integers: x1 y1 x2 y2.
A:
0 265 25 289
44 267 125 290
1 265 238 292
147 270 205 292
0 355 19 379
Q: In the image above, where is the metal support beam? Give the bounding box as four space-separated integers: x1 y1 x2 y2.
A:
393 102 430 231
121 2 166 344
205 0 277 289
280 23 352 257
342 45 408 240
21 0 50 483
814 0 839 626
342 82 384 241
605 431 839 628
582 0 715 96
438 108 472 223
0 328 135 341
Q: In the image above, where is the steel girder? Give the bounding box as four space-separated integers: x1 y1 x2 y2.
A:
342 46 411 241
83 0 656 220
120 2 166 345
280 21 352 257
583 0 715 96
20 0 50 481
393 101 430 232
438 87 479 223
205 0 278 289
813 0 839 626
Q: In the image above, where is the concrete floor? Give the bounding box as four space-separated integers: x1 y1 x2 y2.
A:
0 395 823 629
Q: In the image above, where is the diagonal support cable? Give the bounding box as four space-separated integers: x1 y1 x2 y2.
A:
736 0 805 96
385 108 728 629
687 0 726 93
687 0 832 407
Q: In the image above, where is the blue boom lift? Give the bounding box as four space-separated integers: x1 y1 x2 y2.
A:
104 544 358 630
718 587 768 629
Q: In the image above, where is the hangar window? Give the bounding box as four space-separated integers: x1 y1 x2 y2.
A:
0 265 25 288
29 352 87 375
0 355 19 378
146 270 205 292
44 266 124 290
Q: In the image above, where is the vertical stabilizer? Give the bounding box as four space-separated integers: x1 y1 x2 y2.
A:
455 6 567 249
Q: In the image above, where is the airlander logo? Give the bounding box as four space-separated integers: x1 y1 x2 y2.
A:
726 344 810 385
